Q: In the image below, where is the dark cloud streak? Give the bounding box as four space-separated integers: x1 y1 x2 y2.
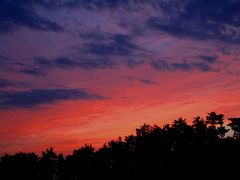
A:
147 0 240 43
198 55 217 63
149 59 211 72
0 88 104 109
0 78 16 88
140 79 156 85
81 34 138 56
0 0 63 33
20 68 45 76
0 78 30 88
36 56 117 70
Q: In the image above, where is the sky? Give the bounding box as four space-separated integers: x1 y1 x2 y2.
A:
0 0 240 155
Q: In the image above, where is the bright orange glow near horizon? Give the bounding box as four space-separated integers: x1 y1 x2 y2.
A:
1 68 239 155
0 0 240 155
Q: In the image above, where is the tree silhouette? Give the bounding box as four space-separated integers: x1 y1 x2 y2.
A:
228 117 240 139
192 116 208 142
64 144 96 179
0 152 38 180
206 112 229 139
56 154 65 180
39 147 58 180
0 112 239 179
206 112 224 127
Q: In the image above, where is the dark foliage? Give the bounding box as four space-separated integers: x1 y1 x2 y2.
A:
0 112 240 179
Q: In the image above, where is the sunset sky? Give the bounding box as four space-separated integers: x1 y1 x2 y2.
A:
1 0 240 155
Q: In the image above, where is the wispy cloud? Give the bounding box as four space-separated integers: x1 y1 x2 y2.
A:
140 79 156 85
0 0 63 33
0 88 104 109
147 0 240 43
36 56 117 70
20 68 46 76
0 78 30 88
149 59 212 72
198 55 217 63
80 34 138 56
0 78 14 88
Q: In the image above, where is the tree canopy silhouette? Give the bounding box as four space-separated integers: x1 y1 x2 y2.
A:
228 117 240 139
0 112 239 180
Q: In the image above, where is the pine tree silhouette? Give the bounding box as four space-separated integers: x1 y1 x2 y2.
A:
1 112 240 179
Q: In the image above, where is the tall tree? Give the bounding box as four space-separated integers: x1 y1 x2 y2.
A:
39 147 58 180
206 112 228 139
65 144 95 179
192 116 208 143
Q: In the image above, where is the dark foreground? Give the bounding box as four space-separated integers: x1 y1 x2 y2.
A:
1 112 240 179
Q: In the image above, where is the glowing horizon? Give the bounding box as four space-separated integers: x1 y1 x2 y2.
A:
0 0 240 155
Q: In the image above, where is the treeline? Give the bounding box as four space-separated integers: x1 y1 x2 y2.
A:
1 112 240 179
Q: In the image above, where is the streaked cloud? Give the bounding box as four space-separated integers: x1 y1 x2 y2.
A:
36 56 117 69
149 59 212 72
0 78 30 88
20 68 45 76
0 0 240 155
198 55 217 63
0 88 104 109
147 0 240 43
0 0 63 33
140 79 156 85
